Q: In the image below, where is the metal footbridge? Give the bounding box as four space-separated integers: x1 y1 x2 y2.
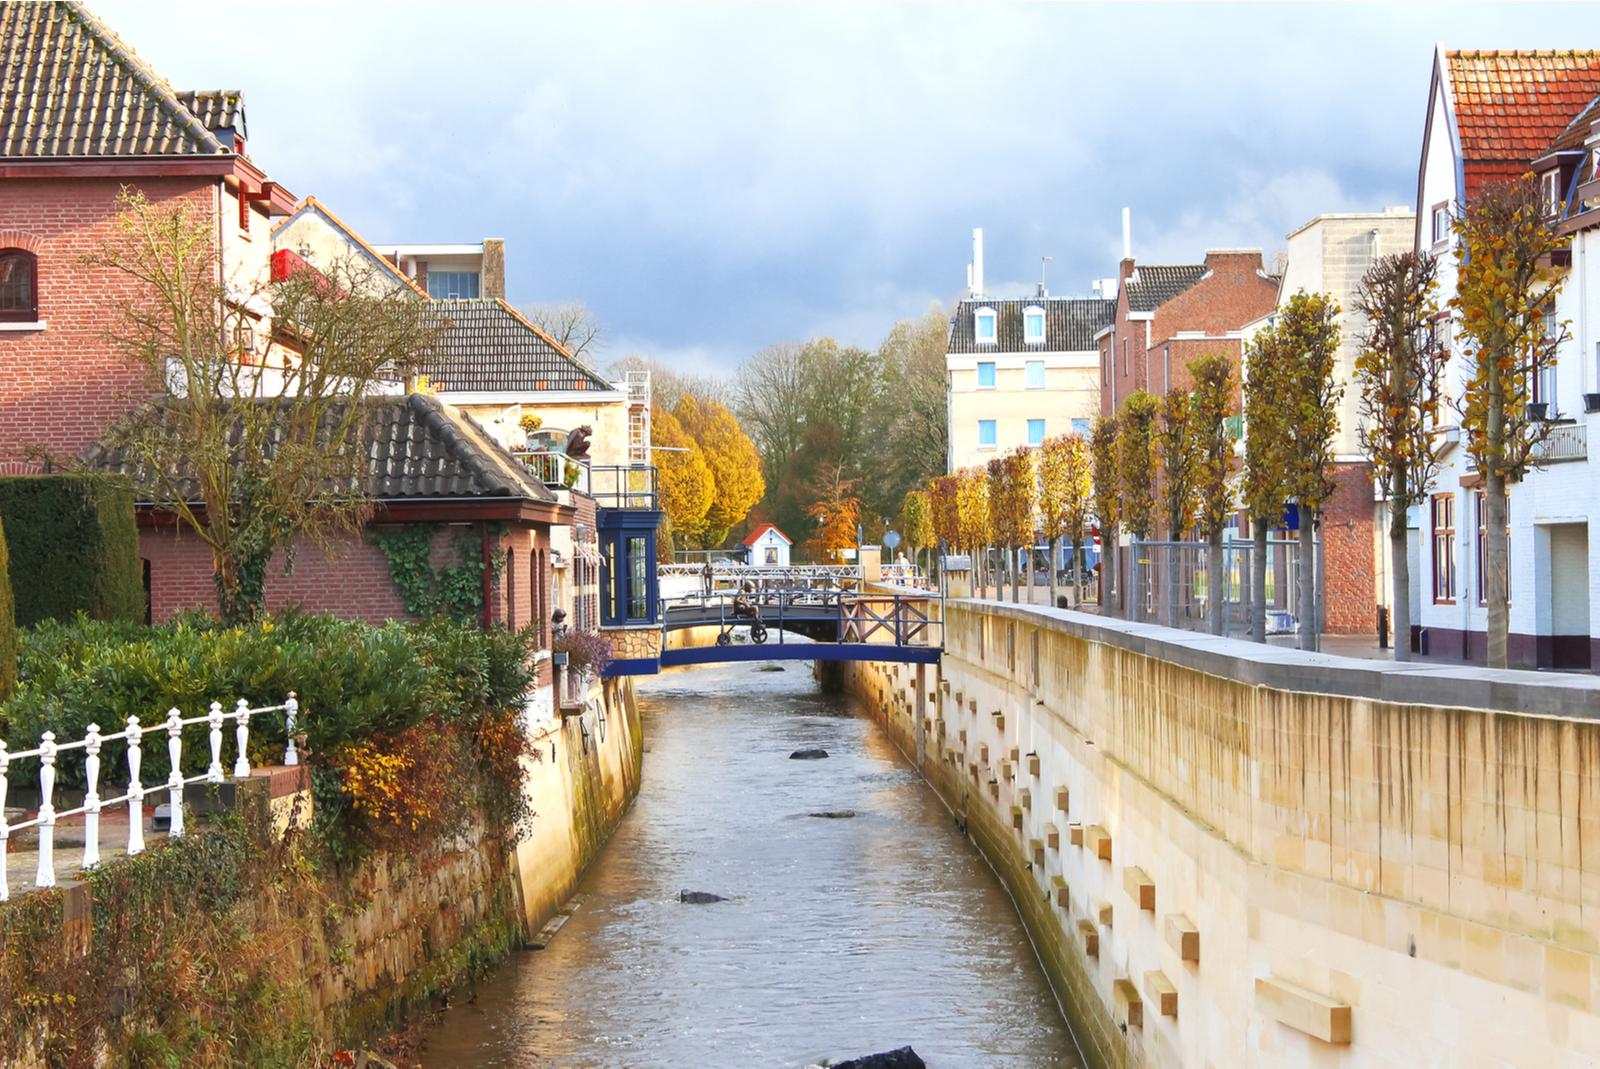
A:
656 566 942 667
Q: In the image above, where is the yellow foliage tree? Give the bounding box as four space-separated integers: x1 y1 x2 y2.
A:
674 395 765 548
899 490 935 572
652 408 714 552
803 460 861 564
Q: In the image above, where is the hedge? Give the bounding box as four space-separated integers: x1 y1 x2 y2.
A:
0 475 144 627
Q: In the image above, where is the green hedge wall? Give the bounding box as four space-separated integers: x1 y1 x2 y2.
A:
0 475 144 628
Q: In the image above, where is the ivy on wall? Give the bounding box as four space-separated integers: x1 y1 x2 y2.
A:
368 525 506 625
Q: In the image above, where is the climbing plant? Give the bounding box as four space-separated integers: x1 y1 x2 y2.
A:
368 525 507 625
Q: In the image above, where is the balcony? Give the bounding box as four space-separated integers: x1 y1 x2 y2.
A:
516 451 589 493
1536 422 1587 464
591 464 658 510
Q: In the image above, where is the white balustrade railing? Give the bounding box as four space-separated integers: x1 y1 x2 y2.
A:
0 692 301 900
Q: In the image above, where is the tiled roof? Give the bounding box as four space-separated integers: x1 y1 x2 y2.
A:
175 90 245 138
1544 93 1600 155
421 300 614 392
0 1 229 158
947 297 1115 355
1446 50 1600 189
741 523 791 547
1124 264 1207 312
82 394 556 503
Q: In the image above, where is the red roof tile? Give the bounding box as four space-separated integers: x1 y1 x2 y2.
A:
1447 50 1600 193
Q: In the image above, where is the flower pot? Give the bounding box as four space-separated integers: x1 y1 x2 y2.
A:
1525 402 1549 422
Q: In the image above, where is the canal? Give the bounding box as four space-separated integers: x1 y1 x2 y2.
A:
419 658 1083 1068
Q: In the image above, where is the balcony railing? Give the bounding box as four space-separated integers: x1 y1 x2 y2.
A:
591 465 658 510
1537 422 1587 463
515 451 590 494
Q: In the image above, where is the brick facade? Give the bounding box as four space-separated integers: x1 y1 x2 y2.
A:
0 178 222 468
1320 461 1377 634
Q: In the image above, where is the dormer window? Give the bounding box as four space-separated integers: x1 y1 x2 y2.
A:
1541 169 1561 216
1023 306 1045 345
974 307 997 344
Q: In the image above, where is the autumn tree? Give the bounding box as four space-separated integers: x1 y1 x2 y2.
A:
674 395 765 548
83 190 446 625
1242 326 1293 642
1450 176 1571 668
986 456 1009 599
1117 392 1158 618
899 489 935 574
1154 388 1197 626
651 407 714 558
930 474 961 563
1188 353 1238 635
1089 416 1120 614
957 466 993 599
868 305 951 515
996 449 1037 604
1354 251 1446 661
803 461 861 564
1040 432 1092 608
1277 290 1344 651
607 353 728 410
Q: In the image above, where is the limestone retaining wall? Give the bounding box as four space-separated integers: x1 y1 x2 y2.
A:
847 599 1600 1069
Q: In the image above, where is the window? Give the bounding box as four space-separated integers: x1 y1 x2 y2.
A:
975 307 997 344
1540 169 1561 216
764 546 778 564
1071 418 1090 434
1123 338 1129 375
1431 493 1456 603
1024 306 1045 345
1431 204 1451 245
1027 419 1045 446
0 249 38 322
1026 360 1045 388
1475 492 1510 606
628 536 648 619
978 420 997 448
427 271 480 300
977 362 996 388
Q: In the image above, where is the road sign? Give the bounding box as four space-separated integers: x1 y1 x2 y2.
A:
883 530 901 549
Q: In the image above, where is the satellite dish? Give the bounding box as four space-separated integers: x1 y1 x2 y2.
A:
883 530 902 549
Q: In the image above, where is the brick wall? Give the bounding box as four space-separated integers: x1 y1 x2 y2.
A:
0 178 223 468
1320 461 1377 634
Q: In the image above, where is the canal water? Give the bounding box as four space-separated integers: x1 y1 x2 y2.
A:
419 659 1082 1069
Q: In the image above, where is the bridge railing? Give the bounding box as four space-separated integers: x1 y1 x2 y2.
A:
660 588 942 649
0 694 301 900
659 564 864 592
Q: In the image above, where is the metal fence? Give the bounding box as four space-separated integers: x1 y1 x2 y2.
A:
1122 538 1318 638
0 694 300 900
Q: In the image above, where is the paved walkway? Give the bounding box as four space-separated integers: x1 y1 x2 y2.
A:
4 805 168 894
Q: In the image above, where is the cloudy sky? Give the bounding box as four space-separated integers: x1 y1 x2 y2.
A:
99 2 1600 374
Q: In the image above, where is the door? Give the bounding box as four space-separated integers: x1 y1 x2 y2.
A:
1549 523 1591 670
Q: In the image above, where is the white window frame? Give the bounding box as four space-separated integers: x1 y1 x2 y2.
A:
977 362 996 389
1023 305 1046 345
1025 360 1045 389
1431 203 1451 246
978 420 997 449
975 307 998 345
1027 419 1045 446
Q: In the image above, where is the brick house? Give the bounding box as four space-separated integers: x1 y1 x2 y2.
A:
1413 48 1600 667
0 1 297 470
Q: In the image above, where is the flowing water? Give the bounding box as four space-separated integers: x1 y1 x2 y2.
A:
419 659 1083 1069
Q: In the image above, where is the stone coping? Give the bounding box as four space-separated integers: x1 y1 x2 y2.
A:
949 598 1600 721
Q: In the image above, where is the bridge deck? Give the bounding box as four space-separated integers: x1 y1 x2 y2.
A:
660 642 942 667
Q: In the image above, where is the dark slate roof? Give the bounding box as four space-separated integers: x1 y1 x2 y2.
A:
1124 264 1207 312
174 90 245 138
418 299 613 392
0 2 231 158
82 394 555 503
947 297 1114 355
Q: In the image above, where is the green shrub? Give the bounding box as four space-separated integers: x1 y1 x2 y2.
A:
0 475 144 627
0 610 539 792
0 513 15 702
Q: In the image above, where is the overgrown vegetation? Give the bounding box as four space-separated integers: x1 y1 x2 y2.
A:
0 610 543 1066
367 524 506 625
0 475 144 629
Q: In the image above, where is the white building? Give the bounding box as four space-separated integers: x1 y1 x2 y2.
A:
1413 47 1600 669
741 523 793 567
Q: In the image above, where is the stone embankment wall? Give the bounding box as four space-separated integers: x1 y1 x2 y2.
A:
847 599 1600 1069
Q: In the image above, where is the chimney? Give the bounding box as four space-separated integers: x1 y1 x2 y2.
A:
483 238 506 301
972 228 984 298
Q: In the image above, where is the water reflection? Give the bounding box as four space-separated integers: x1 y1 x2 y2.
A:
419 660 1082 1069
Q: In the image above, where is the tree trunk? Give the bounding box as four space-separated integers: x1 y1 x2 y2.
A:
1298 511 1317 651
1486 474 1509 669
1167 541 1180 628
1048 535 1058 609
1101 526 1118 616
215 542 271 627
1076 537 1087 608
1251 521 1268 642
1209 529 1225 635
1127 536 1139 622
1390 499 1411 662
1013 543 1021 604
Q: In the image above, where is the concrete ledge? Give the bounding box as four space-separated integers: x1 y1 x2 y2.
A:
1256 976 1352 1044
1084 824 1112 860
1114 978 1143 1028
1165 913 1199 961
1124 865 1155 911
953 599 1600 720
1145 970 1178 1017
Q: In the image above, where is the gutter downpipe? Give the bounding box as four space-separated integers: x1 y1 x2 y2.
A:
481 521 494 630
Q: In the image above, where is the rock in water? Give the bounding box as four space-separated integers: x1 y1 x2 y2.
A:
833 1047 926 1069
808 810 855 819
756 665 786 672
790 748 829 760
679 890 727 904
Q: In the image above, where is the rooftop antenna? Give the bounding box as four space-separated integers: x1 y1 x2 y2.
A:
1038 256 1052 298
